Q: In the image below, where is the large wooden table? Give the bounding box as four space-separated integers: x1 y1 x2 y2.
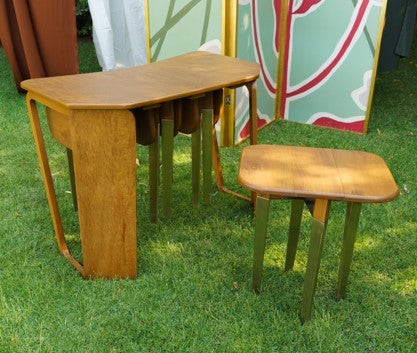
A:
22 51 260 279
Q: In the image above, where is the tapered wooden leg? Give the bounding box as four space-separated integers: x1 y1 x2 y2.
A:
300 199 330 323
191 127 201 207
336 202 362 300
66 148 78 212
246 81 258 204
26 96 84 275
211 121 251 202
148 128 160 223
285 199 304 271
246 81 258 145
211 83 257 203
211 91 252 202
201 107 213 205
69 109 137 278
252 196 271 293
161 118 174 218
212 124 225 189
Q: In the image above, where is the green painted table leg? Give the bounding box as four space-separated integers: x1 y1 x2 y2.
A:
285 199 304 271
66 148 78 212
336 202 362 300
148 133 159 223
161 119 174 218
300 199 330 323
252 196 271 293
300 218 327 323
201 108 213 205
191 128 201 207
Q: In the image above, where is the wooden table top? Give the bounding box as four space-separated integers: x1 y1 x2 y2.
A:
21 51 260 110
238 145 399 203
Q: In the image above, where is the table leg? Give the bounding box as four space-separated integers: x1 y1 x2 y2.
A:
252 195 271 293
211 89 252 202
26 96 84 276
149 117 160 224
66 148 78 212
285 199 304 271
246 81 258 145
161 117 174 218
191 126 201 207
300 199 330 323
200 94 213 205
69 109 137 278
336 202 362 300
247 81 258 204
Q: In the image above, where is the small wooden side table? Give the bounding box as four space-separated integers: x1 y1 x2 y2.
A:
238 144 399 322
22 52 259 279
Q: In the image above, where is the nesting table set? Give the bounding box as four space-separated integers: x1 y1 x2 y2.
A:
23 52 399 322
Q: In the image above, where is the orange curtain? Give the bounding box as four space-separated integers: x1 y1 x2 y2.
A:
0 0 78 92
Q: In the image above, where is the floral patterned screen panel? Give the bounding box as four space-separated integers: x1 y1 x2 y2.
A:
278 0 386 133
234 0 281 144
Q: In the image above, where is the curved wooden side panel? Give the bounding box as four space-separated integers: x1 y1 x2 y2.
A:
26 94 85 277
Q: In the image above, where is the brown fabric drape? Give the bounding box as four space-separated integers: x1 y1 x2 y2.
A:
0 0 78 92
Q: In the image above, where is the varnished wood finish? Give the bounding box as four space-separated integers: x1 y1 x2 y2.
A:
24 52 260 278
213 89 223 125
238 145 399 203
46 108 72 148
24 52 260 207
180 98 200 134
173 100 182 136
211 124 251 202
160 101 174 120
27 95 85 276
70 109 137 278
210 84 257 203
134 108 159 146
21 52 259 111
239 144 399 322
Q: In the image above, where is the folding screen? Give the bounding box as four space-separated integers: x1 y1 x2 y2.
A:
233 0 281 144
146 0 387 145
277 0 387 133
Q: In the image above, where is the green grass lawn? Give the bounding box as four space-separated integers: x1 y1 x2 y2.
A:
0 38 416 352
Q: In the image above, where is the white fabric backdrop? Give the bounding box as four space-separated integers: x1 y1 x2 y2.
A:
88 0 147 71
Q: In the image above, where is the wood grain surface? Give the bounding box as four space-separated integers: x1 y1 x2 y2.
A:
238 145 399 203
69 109 137 278
21 51 260 110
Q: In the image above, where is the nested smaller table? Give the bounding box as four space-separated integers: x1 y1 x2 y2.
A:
238 144 399 322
